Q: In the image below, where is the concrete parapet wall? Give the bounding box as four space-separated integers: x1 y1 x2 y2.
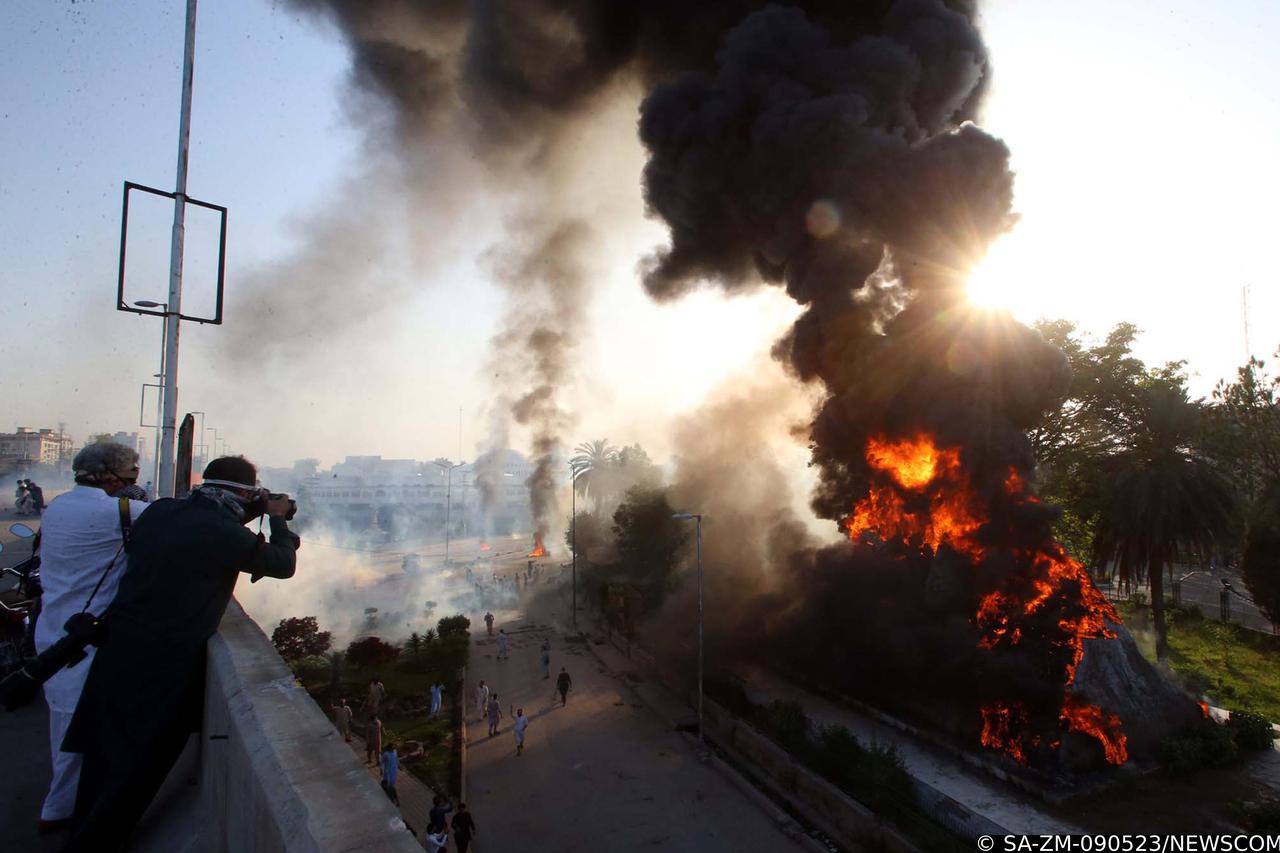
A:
202 600 421 853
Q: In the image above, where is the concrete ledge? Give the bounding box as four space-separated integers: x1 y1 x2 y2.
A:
202 600 420 853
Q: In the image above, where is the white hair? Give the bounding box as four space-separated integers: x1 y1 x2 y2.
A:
72 442 140 483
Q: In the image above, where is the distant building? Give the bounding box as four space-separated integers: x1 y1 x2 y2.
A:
302 450 534 538
0 426 74 472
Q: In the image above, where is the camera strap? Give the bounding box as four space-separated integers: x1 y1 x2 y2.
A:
79 496 134 614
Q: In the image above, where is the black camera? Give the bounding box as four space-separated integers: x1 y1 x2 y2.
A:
0 611 105 712
245 490 297 522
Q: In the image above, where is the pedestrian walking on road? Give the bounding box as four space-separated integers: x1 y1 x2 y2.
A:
429 681 445 718
331 698 353 742
513 707 529 755
540 638 551 679
556 667 572 707
366 714 383 765
484 611 494 636
428 794 454 838
474 680 489 722
380 741 400 806
497 628 508 660
486 694 503 736
451 803 476 853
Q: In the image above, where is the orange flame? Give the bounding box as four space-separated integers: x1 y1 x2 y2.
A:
1062 694 1128 765
980 702 1030 765
847 433 1128 766
846 434 984 560
479 540 491 552
528 534 547 558
1198 700 1210 720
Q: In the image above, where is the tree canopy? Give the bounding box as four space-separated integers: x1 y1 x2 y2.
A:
270 616 332 661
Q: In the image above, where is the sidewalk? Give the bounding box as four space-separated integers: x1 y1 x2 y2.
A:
464 606 807 852
345 732 441 839
738 667 1085 835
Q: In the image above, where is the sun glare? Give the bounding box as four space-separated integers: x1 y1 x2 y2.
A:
967 251 1019 311
964 235 1036 318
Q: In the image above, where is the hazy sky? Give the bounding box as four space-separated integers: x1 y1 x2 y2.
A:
2 0 1277 471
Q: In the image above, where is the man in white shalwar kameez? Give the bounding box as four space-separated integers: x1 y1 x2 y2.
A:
474 679 489 722
34 443 148 832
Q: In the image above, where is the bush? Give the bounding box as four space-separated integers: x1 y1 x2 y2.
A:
812 725 914 816
436 614 471 639
345 636 400 669
759 700 810 755
1159 722 1239 773
1231 799 1280 833
1228 711 1278 752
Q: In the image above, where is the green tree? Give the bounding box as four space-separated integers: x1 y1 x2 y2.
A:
436 614 471 639
611 486 691 607
344 636 399 669
270 616 332 661
570 439 620 511
1241 477 1280 625
564 510 612 563
406 631 423 658
326 651 343 691
1092 387 1236 660
1204 355 1280 542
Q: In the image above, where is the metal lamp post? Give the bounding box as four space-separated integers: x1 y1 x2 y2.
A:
569 462 578 630
190 411 206 469
433 460 466 563
671 511 705 759
135 300 167 489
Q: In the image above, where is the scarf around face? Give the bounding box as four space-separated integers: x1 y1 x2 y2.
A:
192 483 248 521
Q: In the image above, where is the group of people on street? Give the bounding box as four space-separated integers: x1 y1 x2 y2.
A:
26 442 300 852
474 624 574 761
14 478 44 515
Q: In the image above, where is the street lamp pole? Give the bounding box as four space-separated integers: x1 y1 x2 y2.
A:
569 462 577 630
672 512 704 758
190 411 206 469
433 460 466 563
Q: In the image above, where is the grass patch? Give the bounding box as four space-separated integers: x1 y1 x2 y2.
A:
1117 601 1280 721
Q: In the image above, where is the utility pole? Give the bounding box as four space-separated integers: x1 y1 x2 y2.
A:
569 462 577 630
157 0 199 498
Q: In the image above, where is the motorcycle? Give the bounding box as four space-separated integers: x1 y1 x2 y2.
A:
0 523 40 679
14 493 37 516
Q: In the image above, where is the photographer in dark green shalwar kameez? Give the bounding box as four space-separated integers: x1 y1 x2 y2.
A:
59 456 299 853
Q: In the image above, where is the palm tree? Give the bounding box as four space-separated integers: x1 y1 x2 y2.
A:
1093 387 1236 661
570 439 620 511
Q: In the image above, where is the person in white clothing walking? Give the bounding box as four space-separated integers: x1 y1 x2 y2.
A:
34 443 148 833
496 628 509 660
513 707 529 756
474 679 489 722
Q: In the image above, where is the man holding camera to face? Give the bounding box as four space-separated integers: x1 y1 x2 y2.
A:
59 455 299 853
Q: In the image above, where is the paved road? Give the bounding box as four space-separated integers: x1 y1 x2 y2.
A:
465 601 805 853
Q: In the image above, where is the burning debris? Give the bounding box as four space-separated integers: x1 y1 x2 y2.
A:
527 535 548 559
846 433 1127 764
